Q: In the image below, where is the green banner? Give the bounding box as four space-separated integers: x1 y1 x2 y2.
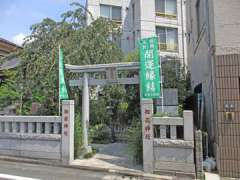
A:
139 37 161 99
59 46 69 100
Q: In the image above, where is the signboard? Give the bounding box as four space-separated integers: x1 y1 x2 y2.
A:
139 37 161 99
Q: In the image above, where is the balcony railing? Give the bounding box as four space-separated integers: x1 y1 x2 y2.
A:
158 43 178 52
156 11 177 19
112 19 122 25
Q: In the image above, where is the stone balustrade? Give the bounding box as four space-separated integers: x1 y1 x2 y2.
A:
143 109 195 178
152 116 184 140
0 100 74 164
0 116 61 135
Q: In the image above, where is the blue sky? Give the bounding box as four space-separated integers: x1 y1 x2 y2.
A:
0 0 85 45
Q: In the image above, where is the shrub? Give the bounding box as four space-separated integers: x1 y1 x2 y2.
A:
74 112 82 158
83 148 98 159
126 120 143 164
89 123 112 144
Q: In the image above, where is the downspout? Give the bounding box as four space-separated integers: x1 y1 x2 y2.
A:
207 0 217 155
180 0 186 69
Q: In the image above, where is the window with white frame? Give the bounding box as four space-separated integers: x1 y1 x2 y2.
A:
156 26 178 52
100 4 122 22
155 0 177 18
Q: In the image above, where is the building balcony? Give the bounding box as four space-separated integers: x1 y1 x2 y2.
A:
159 43 178 52
155 12 177 19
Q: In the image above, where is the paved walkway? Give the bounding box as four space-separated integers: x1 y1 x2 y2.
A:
72 143 142 172
205 172 220 180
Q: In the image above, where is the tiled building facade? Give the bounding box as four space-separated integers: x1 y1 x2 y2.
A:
186 0 240 177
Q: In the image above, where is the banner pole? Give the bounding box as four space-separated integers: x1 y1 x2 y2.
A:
160 62 164 113
58 45 61 116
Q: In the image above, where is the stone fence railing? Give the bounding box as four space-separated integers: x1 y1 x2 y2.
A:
141 99 195 179
0 116 61 135
0 100 74 164
152 112 195 177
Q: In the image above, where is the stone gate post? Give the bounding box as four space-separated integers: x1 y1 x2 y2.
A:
61 100 74 164
141 99 154 173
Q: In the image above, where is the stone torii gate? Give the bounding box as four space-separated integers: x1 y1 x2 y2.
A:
66 61 161 172
65 62 140 153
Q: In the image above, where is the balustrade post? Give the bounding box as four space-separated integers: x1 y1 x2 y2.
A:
5 122 10 133
170 125 177 139
45 123 50 134
160 125 167 139
36 122 41 134
54 123 60 134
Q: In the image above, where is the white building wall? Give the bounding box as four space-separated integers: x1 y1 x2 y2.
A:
213 0 240 55
86 0 188 66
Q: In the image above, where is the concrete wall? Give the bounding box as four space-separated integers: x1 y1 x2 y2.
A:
213 0 240 55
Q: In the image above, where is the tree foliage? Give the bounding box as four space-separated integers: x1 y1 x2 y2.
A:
0 70 20 109
1 3 123 115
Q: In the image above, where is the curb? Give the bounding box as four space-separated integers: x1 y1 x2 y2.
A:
0 156 172 180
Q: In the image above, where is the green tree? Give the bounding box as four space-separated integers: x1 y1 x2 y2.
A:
0 69 20 110
2 3 123 115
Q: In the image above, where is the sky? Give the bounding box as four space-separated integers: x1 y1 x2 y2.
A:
0 0 85 46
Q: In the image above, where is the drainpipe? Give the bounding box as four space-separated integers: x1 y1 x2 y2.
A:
181 0 186 69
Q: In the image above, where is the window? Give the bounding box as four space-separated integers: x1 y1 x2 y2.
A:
155 0 177 18
100 4 122 22
100 5 111 19
156 26 178 52
112 6 121 21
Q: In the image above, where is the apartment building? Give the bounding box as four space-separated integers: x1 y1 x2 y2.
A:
186 0 240 178
86 0 187 66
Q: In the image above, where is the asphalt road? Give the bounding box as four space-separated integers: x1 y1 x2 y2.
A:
0 160 138 180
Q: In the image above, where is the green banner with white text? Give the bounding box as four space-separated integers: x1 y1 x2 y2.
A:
59 46 69 100
139 37 161 99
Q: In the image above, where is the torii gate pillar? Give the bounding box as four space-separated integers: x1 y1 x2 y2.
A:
82 73 92 153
